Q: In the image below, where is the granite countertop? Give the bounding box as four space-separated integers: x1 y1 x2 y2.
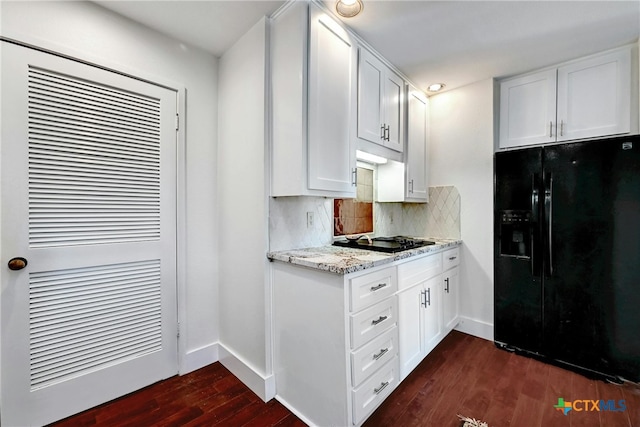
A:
267 238 461 275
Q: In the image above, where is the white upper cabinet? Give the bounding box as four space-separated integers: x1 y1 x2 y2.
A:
499 46 632 150
499 69 557 149
271 2 357 197
377 84 428 203
307 4 357 193
405 86 429 201
556 49 631 141
357 47 404 152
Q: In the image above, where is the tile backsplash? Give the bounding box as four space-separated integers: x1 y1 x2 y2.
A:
269 185 460 251
425 186 461 239
269 196 333 251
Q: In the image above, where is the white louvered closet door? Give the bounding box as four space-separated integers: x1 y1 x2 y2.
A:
1 43 178 426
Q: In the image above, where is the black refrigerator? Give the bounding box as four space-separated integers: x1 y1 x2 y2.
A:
494 134 640 383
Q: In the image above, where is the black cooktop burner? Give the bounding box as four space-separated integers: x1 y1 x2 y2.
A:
333 235 435 253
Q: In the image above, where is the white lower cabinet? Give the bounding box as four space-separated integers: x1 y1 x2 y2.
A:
396 248 461 381
397 253 443 380
272 262 399 426
272 245 461 426
442 247 460 331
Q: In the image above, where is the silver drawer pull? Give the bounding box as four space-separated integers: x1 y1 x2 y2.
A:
371 315 388 326
448 256 457 261
373 348 389 361
370 283 387 292
374 381 389 395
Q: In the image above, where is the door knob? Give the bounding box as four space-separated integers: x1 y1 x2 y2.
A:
8 257 28 271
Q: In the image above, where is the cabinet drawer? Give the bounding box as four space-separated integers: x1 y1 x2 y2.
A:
350 298 397 349
349 266 397 312
397 252 442 290
351 326 398 387
442 247 460 270
352 357 398 425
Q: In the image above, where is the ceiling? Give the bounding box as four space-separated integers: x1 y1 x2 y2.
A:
94 0 640 94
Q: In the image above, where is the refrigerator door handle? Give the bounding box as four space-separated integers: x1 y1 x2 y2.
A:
531 173 540 276
544 173 553 277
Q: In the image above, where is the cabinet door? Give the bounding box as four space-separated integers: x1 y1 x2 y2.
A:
405 86 428 201
556 49 631 142
307 4 357 194
382 70 404 152
397 285 422 380
499 69 557 149
422 276 441 355
357 48 384 144
442 267 459 331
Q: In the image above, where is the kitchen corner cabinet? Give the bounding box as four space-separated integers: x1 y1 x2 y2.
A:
357 47 404 153
377 85 429 203
272 263 399 426
442 247 460 331
499 47 631 150
271 1 357 197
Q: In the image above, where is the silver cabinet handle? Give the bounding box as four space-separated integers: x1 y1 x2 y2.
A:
380 124 385 140
352 168 357 186
409 179 414 193
371 315 388 325
374 381 389 394
370 283 387 292
550 121 553 138
444 277 450 293
560 120 564 137
448 256 457 261
420 289 426 307
385 125 390 141
426 288 431 306
373 347 389 360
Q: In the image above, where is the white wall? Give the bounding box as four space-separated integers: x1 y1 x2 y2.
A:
429 79 495 341
0 1 219 372
217 18 273 399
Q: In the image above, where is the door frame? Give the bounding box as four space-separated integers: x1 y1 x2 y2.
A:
0 36 189 374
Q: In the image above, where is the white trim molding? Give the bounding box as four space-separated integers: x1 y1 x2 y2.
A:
218 344 276 402
454 316 494 342
181 342 219 375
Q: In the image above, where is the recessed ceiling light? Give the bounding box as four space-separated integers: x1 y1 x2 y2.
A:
427 83 446 92
336 0 363 18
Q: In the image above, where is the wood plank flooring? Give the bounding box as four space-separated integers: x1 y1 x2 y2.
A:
364 331 640 427
49 331 640 427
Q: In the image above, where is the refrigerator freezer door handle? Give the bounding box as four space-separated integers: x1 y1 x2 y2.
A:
531 173 540 277
545 173 554 277
531 174 540 222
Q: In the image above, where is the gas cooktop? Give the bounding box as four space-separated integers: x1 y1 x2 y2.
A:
332 236 435 253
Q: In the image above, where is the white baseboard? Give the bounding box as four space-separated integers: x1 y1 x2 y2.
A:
275 395 314 426
181 342 219 375
454 316 494 342
218 344 275 402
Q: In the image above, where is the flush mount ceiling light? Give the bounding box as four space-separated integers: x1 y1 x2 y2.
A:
427 83 446 92
336 0 363 18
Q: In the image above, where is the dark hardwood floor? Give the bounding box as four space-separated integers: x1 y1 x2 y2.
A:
50 331 640 427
